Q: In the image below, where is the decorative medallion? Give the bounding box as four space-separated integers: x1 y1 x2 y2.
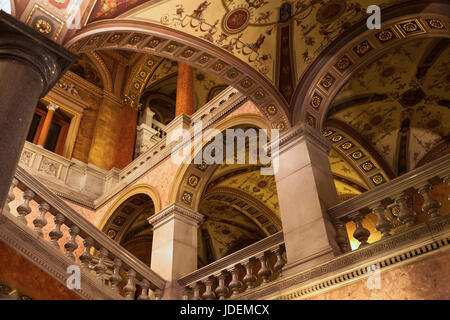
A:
331 135 344 143
128 34 144 45
370 173 386 186
319 73 336 91
212 61 225 72
398 20 425 35
316 0 346 24
311 93 322 109
398 88 426 107
350 150 365 161
334 55 352 72
240 77 253 89
107 229 117 239
375 29 396 43
223 8 251 34
254 90 265 100
182 48 195 58
360 160 376 172
353 40 373 57
339 141 354 151
322 129 335 137
87 36 100 46
165 43 178 53
226 68 240 79
182 191 193 205
108 33 122 44
426 19 445 30
198 55 210 64
187 174 200 188
274 121 286 130
146 38 161 48
266 105 277 116
306 113 316 127
196 161 208 172
113 216 126 226
34 18 52 35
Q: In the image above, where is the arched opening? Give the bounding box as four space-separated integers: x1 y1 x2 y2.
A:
102 193 156 266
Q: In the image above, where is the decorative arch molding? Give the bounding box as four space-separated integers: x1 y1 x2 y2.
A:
98 183 161 233
202 186 282 235
65 19 290 130
85 51 113 92
167 113 272 208
291 1 450 131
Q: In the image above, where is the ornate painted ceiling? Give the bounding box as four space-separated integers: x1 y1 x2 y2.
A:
326 37 449 183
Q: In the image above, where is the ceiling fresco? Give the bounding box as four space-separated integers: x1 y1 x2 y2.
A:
69 53 104 88
327 38 450 177
83 0 412 86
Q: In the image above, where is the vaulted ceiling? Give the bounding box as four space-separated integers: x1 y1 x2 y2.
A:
325 37 450 199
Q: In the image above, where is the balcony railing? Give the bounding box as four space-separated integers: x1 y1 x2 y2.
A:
2 165 166 300
178 232 285 300
328 154 450 252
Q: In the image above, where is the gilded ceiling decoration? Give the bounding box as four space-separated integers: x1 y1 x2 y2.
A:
327 38 450 176
69 53 104 89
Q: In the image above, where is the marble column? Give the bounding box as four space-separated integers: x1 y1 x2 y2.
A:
273 124 341 274
0 12 75 210
148 203 204 299
175 63 195 117
36 104 58 146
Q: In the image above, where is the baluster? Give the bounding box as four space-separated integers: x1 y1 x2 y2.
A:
370 203 392 238
419 184 441 218
16 189 34 224
334 219 351 253
110 258 123 294
192 282 203 300
33 202 49 237
350 212 370 248
202 276 216 300
243 258 257 289
94 248 108 284
49 214 65 249
64 225 80 260
229 265 242 297
3 178 18 214
395 193 416 226
273 245 286 274
182 286 192 300
79 237 94 270
138 279 150 300
153 289 162 300
215 271 229 300
257 253 272 284
124 269 137 300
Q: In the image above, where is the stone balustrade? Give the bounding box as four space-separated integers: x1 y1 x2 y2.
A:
178 232 285 300
2 166 166 300
328 154 450 252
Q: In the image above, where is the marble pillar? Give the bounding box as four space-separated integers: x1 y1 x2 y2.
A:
148 204 204 299
37 104 58 146
273 124 341 274
175 63 195 117
0 12 75 210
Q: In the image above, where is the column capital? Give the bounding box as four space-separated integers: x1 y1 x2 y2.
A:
47 103 59 111
0 11 75 97
148 203 204 229
274 123 331 157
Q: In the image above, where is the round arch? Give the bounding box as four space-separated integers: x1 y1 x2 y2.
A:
64 19 290 131
167 112 272 210
291 3 450 131
98 183 161 231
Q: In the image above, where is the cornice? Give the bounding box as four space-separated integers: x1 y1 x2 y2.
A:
148 203 204 228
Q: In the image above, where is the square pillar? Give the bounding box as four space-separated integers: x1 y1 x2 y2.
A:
273 124 341 274
148 203 204 299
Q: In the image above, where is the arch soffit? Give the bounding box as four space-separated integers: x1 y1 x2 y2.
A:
290 5 450 131
98 183 161 231
167 113 272 210
65 19 291 131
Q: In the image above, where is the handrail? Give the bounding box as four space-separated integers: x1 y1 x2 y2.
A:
328 154 450 219
11 165 166 295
